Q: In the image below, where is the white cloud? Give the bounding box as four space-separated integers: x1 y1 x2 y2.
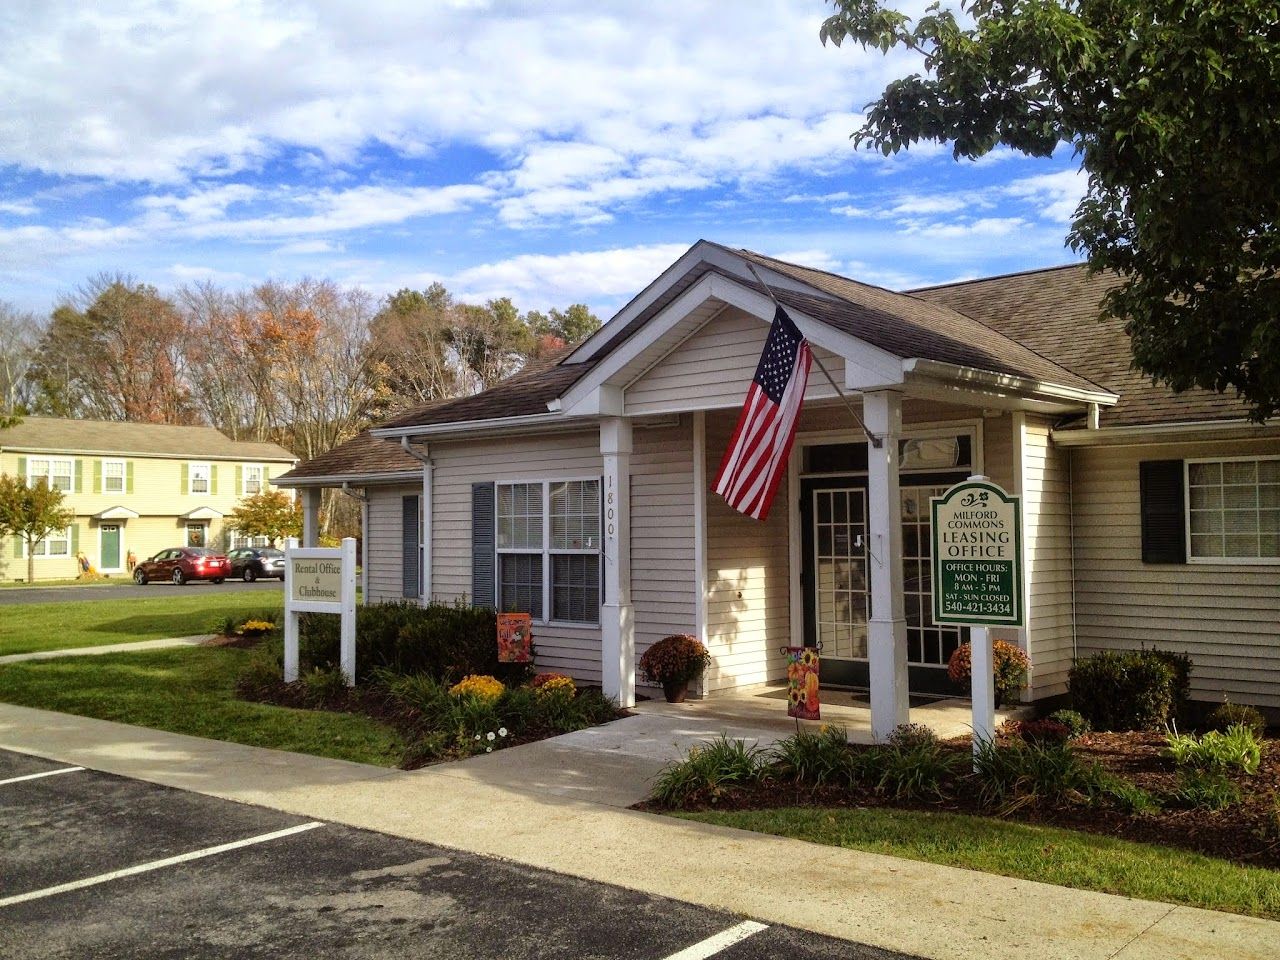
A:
1003 168 1087 223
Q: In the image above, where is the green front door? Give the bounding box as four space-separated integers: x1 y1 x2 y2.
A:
100 524 121 570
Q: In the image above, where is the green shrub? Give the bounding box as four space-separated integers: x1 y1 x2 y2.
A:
770 726 857 787
973 739 1088 811
1163 723 1262 775
301 666 349 706
1206 702 1267 738
876 742 959 800
300 600 508 682
886 722 938 751
1048 709 1091 739
1069 649 1191 731
650 737 768 807
1170 768 1241 811
1007 718 1072 746
235 644 284 698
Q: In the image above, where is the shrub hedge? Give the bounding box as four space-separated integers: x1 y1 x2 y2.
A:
1069 649 1192 731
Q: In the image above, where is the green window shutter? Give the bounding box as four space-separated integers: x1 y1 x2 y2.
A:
93 459 103 494
17 456 26 478
181 463 189 494
12 535 21 559
74 460 83 493
126 461 134 494
210 464 219 495
70 523 79 553
236 465 243 496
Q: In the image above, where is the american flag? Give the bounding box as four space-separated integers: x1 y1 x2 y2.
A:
713 305 812 520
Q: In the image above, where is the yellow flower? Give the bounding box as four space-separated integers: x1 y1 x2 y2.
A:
449 675 505 701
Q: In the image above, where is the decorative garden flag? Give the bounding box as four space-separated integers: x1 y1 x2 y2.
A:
713 304 812 521
497 612 532 663
786 646 820 720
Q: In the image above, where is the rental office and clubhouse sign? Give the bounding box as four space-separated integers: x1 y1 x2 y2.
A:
931 478 1024 628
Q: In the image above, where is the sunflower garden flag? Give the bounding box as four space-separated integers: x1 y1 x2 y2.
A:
786 646 820 720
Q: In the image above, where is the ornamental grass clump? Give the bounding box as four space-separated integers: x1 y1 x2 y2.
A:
1163 723 1262 776
638 634 711 687
769 725 858 787
650 736 769 807
947 639 1029 705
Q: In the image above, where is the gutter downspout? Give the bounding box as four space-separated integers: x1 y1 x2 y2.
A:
340 482 369 605
400 437 433 605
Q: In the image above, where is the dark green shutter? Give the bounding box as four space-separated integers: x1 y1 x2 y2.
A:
471 483 496 610
73 460 83 493
11 535 21 559
126 462 134 494
17 456 26 478
402 494 420 598
180 463 189 493
1139 460 1186 564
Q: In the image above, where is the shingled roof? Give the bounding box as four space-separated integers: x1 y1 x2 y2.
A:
0 417 295 461
910 264 1251 428
273 429 421 485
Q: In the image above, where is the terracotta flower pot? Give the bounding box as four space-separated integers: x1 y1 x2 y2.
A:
662 679 689 703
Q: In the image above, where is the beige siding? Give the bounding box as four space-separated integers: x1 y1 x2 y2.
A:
631 421 697 669
1072 439 1280 709
428 431 605 681
1017 416 1075 699
626 307 846 415
703 409 791 692
365 484 417 604
0 449 294 581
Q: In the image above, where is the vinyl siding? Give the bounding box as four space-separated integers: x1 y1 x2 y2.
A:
1071 438 1280 709
366 484 417 603
428 430 605 681
0 449 294 581
625 307 847 416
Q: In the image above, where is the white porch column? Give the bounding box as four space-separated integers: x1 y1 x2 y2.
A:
864 389 909 741
600 417 635 708
301 487 322 547
359 498 369 604
421 460 434 604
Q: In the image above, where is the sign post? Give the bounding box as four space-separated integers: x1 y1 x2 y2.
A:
283 536 358 686
931 476 1024 759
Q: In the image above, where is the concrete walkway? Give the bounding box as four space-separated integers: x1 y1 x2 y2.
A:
0 703 1276 960
0 635 211 665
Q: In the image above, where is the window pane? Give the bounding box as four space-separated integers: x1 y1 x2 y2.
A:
1189 484 1221 509
1190 533 1223 558
497 483 543 549
104 461 124 492
1223 484 1257 510
1223 460 1258 485
1189 462 1220 485
1259 460 1280 484
499 553 543 619
550 480 600 550
1225 534 1259 558
51 460 72 491
551 554 600 623
1190 510 1221 534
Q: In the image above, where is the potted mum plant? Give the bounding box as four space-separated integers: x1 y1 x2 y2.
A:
638 634 711 703
947 639 1030 708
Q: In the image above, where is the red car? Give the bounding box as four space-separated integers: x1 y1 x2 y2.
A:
133 547 231 585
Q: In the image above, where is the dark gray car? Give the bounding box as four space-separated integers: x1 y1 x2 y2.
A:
227 547 285 582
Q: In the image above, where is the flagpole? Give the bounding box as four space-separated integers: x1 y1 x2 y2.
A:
744 262 883 448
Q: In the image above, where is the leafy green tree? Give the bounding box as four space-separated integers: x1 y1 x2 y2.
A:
526 304 601 347
227 489 303 547
821 0 1280 419
367 283 459 413
452 297 534 389
0 474 75 584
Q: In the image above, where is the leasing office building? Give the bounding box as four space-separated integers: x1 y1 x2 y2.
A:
276 242 1280 728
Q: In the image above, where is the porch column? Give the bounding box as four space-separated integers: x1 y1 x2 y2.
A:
421 459 434 604
600 417 635 708
864 389 909 741
301 487 322 547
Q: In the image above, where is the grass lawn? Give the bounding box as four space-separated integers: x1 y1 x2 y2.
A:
0 646 404 766
0 592 286 657
677 807 1280 921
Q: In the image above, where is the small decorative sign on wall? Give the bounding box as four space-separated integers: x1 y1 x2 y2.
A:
786 646 820 720
497 612 533 663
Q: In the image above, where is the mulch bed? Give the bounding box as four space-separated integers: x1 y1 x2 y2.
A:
640 732 1280 870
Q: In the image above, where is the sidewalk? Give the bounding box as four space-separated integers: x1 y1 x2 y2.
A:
0 635 210 665
1 701 1277 960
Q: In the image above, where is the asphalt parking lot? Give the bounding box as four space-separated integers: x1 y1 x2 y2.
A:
0 748 912 960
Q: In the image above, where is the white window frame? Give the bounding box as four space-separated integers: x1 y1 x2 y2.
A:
189 462 211 496
1185 455 1280 566
102 459 126 495
495 477 602 627
27 526 72 559
244 464 263 496
27 457 74 492
230 533 271 550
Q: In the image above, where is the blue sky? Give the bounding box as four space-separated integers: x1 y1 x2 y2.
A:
0 0 1086 319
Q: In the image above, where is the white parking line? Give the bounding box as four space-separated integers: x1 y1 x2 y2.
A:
0 821 324 908
0 766 85 786
662 921 769 960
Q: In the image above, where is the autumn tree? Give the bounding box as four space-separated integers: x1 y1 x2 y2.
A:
0 302 40 425
821 0 1280 419
0 474 75 584
29 275 196 422
227 489 302 546
367 283 460 414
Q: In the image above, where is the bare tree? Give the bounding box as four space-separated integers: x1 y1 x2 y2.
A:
0 302 41 421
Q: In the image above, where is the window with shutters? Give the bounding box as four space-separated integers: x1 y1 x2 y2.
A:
28 458 73 492
496 479 600 624
103 459 125 494
1186 457 1280 563
244 465 263 495
189 462 210 495
28 527 72 558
